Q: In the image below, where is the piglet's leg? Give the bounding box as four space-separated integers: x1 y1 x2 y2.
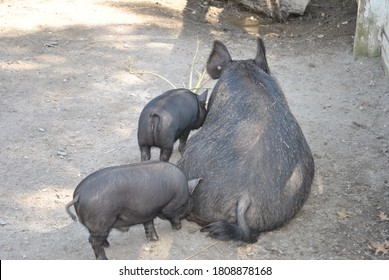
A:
140 146 151 161
89 233 109 260
159 148 173 162
169 218 182 230
178 131 190 153
143 220 159 241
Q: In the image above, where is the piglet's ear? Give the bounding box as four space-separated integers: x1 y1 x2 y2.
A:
206 40 232 79
187 178 202 195
198 89 208 105
254 37 270 74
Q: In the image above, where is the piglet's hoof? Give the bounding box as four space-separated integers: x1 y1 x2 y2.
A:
146 233 159 241
171 222 181 230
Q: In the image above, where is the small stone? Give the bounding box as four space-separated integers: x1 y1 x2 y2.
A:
57 150 67 156
45 41 59 48
0 220 8 226
308 63 316 68
317 35 324 39
38 128 46 132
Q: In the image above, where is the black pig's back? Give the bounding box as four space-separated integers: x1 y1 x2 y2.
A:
179 61 314 232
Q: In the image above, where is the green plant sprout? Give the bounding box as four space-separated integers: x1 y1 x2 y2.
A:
127 40 210 94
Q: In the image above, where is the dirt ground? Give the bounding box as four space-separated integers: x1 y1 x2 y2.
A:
1 0 388 260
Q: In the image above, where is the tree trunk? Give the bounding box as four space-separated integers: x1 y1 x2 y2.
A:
233 0 310 21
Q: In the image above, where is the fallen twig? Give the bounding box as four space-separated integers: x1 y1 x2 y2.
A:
185 241 221 260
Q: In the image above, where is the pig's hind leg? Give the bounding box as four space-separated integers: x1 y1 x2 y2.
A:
88 231 110 260
143 220 159 241
178 130 190 153
159 147 173 162
140 145 151 161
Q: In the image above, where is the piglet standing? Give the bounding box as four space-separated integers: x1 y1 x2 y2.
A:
66 161 201 260
137 88 208 162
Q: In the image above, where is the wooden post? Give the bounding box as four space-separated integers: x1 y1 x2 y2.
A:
353 0 389 58
382 20 389 77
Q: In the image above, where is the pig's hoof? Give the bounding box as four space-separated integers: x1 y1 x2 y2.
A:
148 235 159 241
117 227 130 232
146 232 159 241
103 240 110 248
171 221 181 230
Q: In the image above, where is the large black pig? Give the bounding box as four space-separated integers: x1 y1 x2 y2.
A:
66 161 201 259
137 88 208 162
179 38 315 243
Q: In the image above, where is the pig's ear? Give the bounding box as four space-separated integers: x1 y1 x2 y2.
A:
254 37 270 74
198 89 208 105
206 40 232 79
187 178 202 195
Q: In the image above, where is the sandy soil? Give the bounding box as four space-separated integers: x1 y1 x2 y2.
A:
0 0 388 260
